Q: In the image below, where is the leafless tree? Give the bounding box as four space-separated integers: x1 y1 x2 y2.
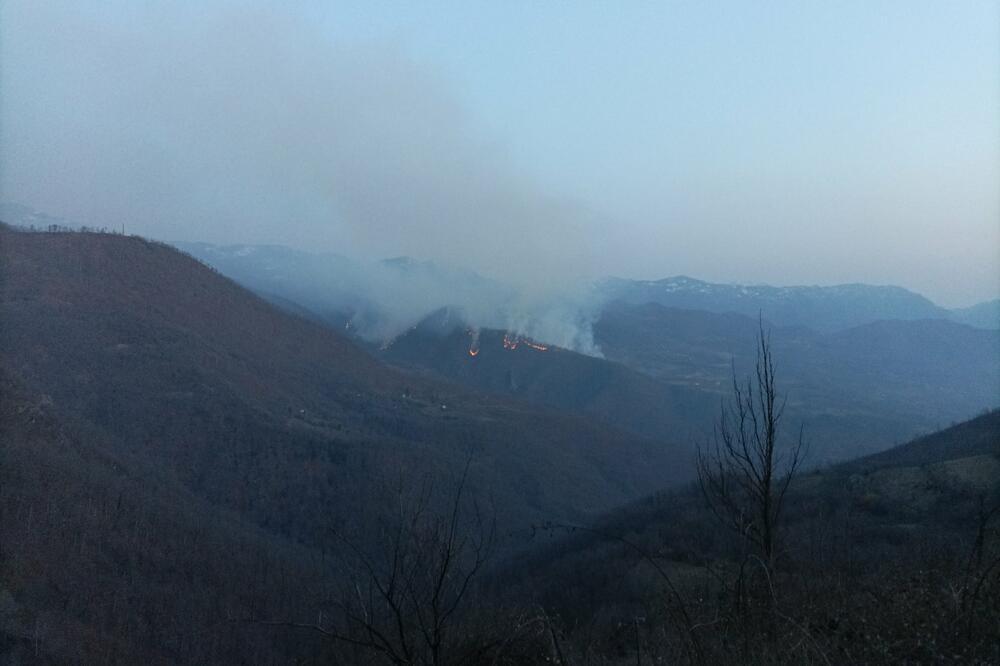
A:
264 462 503 665
697 320 806 571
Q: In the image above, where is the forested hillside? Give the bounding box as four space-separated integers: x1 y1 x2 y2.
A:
0 226 691 662
1 228 998 663
0 227 690 530
497 410 1000 664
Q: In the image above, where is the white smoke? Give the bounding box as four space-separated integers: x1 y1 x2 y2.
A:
0 1 600 312
173 241 607 355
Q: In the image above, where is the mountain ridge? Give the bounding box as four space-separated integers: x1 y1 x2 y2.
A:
0 225 689 532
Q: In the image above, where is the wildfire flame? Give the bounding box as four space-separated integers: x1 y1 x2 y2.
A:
466 328 549 357
502 332 548 352
467 327 481 357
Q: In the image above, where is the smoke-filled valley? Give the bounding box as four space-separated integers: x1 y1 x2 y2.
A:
1 219 997 663
1 2 999 664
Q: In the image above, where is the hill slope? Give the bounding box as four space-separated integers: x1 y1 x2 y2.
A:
496 411 1000 663
166 241 997 463
0 225 712 660
0 227 689 535
0 364 333 663
376 303 998 465
502 411 1000 605
950 298 1000 330
594 301 999 456
377 313 718 454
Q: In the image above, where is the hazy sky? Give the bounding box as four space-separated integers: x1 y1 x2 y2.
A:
1 1 997 305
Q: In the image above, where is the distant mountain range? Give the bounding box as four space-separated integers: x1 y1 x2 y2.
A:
600 274 998 331
6 225 989 529
2 202 996 333
174 239 997 334
950 298 1000 330
1 213 997 663
160 239 1000 462
594 300 999 427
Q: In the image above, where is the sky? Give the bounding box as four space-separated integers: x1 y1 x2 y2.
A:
1 1 997 306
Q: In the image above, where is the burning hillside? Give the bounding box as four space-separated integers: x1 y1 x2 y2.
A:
467 329 550 356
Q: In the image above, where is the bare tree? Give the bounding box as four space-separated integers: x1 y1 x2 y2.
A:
696 320 806 571
264 462 503 665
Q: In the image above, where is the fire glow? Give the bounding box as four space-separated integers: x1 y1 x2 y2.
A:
502 332 548 352
467 328 481 357
467 329 550 357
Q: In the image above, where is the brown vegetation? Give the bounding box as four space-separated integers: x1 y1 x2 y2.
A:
0 226 996 663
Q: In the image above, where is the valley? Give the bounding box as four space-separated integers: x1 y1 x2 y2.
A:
1 224 996 662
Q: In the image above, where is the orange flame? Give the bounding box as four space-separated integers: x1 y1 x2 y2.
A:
501 332 549 352
467 327 481 358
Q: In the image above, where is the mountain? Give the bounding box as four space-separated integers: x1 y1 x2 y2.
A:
594 301 1000 448
496 410 1000 663
0 202 984 337
1 226 693 526
169 240 998 463
172 240 367 319
844 406 1000 470
600 275 950 331
0 225 702 660
504 410 1000 596
376 309 718 452
176 238 998 341
2 224 996 662
950 298 1000 330
378 303 998 464
0 363 331 662
173 241 515 343
0 201 79 232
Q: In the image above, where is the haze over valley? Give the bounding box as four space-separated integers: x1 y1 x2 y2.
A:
0 2 998 663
